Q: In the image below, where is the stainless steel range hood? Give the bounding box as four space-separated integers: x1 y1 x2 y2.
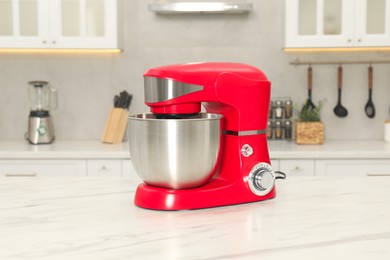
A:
148 1 253 14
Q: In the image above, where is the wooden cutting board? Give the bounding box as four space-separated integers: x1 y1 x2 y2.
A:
101 108 128 144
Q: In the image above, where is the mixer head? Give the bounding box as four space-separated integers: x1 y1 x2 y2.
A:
144 76 203 117
143 62 271 132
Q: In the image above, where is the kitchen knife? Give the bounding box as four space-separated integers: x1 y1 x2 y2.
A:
114 95 120 107
114 91 132 108
124 94 133 109
119 91 126 108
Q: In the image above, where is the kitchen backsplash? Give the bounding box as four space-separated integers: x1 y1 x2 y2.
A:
0 0 389 141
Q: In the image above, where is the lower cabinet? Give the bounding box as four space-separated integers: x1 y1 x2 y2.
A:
270 159 279 172
273 159 390 176
122 160 140 180
315 160 390 176
2 158 388 178
0 159 139 178
0 160 86 177
87 160 122 177
279 159 315 176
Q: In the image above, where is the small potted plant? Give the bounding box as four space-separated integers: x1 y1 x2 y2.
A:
295 100 324 144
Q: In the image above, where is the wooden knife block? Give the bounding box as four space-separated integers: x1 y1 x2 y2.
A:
101 108 129 144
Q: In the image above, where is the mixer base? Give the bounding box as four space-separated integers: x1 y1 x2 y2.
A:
134 179 276 210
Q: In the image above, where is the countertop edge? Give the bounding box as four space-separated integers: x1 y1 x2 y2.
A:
269 151 390 159
0 140 131 160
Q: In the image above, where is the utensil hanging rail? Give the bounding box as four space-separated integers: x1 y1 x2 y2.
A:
290 58 390 65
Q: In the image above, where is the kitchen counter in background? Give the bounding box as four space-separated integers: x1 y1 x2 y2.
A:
268 140 390 159
0 141 129 159
268 140 390 177
1 177 389 259
1 139 390 159
0 141 133 178
1 140 389 177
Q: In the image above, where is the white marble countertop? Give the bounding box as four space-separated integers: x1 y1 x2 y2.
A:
1 177 390 259
0 141 130 159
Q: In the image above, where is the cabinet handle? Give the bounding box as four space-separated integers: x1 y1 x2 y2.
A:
42 40 47 44
367 173 390 177
347 38 352 43
358 39 362 42
292 166 301 171
100 166 110 171
52 40 56 44
6 173 37 177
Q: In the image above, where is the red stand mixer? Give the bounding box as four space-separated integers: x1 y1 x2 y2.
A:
128 62 285 210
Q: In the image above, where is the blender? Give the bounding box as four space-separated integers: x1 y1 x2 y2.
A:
26 81 57 144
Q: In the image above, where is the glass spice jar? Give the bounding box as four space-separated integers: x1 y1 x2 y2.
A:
274 100 284 119
269 101 274 119
274 120 283 139
284 120 293 140
284 100 293 119
267 121 273 139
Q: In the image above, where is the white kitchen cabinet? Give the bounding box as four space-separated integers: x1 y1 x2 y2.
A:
279 159 315 176
0 159 138 177
270 159 279 171
0 160 86 177
285 0 390 48
87 160 122 176
354 0 390 47
0 0 49 48
122 160 140 181
315 159 390 176
0 0 120 49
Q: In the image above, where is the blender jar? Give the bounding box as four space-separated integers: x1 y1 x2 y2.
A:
28 81 57 111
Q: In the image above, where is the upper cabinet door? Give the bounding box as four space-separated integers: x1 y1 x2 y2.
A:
354 0 390 46
0 0 50 48
49 0 119 49
285 0 390 48
0 0 120 49
285 0 354 48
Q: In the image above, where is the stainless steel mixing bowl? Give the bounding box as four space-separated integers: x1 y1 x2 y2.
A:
128 113 223 189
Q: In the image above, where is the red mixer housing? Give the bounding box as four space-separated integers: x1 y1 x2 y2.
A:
134 62 278 210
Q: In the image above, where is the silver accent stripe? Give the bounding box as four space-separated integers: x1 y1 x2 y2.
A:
223 129 267 136
144 77 204 103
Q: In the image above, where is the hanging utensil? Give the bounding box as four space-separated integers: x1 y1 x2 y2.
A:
333 65 348 117
364 65 375 118
302 66 316 111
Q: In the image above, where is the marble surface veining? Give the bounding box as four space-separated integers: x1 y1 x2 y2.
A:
1 177 390 259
